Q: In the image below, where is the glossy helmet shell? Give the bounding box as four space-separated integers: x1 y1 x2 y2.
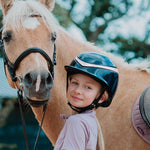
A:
65 52 119 107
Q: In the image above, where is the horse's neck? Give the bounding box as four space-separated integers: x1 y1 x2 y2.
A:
56 27 126 68
57 27 85 61
56 27 104 61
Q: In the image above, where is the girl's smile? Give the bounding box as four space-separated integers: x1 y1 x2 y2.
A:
71 95 83 101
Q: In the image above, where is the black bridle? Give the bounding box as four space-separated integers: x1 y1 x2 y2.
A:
0 27 57 150
0 28 56 82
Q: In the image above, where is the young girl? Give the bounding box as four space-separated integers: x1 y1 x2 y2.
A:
54 52 118 150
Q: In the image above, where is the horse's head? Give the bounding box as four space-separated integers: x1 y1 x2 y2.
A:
0 0 57 107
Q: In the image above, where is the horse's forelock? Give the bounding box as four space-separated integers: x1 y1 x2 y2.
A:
3 0 58 32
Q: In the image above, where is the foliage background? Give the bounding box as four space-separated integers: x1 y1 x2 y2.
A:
53 0 150 63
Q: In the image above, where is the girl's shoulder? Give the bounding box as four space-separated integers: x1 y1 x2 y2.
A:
67 110 96 125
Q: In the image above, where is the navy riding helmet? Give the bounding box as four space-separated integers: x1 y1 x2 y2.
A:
65 52 119 112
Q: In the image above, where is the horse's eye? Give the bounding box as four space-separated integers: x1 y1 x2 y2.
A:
3 31 12 43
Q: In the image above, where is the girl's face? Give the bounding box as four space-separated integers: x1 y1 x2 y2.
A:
67 73 102 108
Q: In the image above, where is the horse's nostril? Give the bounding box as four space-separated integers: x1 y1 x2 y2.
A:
47 73 51 83
24 72 33 87
46 73 53 87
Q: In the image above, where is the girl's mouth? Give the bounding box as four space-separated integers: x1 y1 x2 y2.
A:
72 96 82 101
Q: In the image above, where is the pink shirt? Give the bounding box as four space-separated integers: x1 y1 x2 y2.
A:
54 110 97 150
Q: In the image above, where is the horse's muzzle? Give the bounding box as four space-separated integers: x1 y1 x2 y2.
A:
23 71 53 107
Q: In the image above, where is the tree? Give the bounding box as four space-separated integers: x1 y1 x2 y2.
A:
54 0 150 63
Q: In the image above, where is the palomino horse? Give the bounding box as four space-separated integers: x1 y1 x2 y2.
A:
0 0 150 149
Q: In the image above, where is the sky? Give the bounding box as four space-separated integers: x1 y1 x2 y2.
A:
0 59 17 107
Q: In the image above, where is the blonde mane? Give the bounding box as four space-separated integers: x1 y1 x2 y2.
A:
3 0 58 32
108 53 150 73
91 46 150 74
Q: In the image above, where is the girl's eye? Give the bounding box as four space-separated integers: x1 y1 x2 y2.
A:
71 81 78 85
85 86 92 90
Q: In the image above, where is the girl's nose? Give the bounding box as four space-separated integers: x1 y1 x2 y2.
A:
74 86 82 94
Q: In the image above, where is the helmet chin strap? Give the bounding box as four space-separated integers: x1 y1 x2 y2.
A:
68 88 106 113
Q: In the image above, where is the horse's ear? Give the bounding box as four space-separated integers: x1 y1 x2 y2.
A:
39 0 55 11
5 66 15 89
0 0 14 16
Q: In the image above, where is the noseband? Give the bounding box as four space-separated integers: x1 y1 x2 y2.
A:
0 28 56 82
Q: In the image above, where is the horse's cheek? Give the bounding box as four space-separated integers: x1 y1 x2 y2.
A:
5 66 15 89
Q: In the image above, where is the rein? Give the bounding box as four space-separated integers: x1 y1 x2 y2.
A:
18 89 48 150
0 27 57 150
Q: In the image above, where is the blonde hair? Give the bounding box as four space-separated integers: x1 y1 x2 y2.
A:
96 91 107 150
96 118 105 150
